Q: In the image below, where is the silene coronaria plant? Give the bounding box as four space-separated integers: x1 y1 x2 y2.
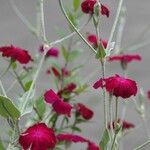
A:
0 0 150 150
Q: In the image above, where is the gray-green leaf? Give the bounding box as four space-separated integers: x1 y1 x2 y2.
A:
96 44 106 59
99 129 110 150
17 89 35 116
0 96 20 119
73 0 80 11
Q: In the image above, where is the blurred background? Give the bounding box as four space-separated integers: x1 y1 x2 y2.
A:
0 0 150 149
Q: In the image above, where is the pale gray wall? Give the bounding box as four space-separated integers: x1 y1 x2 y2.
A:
0 0 150 149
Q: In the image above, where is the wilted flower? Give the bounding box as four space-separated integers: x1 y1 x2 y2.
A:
93 74 138 98
0 45 32 64
19 123 56 150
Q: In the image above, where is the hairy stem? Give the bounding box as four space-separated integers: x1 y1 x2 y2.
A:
106 0 124 51
134 140 150 150
111 97 119 150
58 0 96 54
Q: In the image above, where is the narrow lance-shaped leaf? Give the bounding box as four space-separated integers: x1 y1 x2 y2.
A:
61 45 68 61
73 0 80 11
0 96 20 119
99 129 110 150
96 43 106 59
0 138 5 150
17 89 35 116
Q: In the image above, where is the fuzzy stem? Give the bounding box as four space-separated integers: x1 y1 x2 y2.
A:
21 0 48 115
0 80 7 96
49 15 92 46
106 0 124 51
40 0 47 42
13 70 26 92
111 97 119 150
58 0 96 54
101 60 107 129
134 140 150 150
109 94 114 136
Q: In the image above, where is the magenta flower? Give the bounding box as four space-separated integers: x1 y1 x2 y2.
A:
93 75 138 99
51 67 61 78
101 4 110 18
19 123 56 150
147 91 150 99
52 100 73 117
64 83 77 92
57 133 100 150
76 103 94 120
57 82 77 97
87 34 107 49
81 0 96 14
61 67 70 77
81 0 110 18
46 69 51 75
39 45 59 58
57 133 87 143
46 47 59 57
88 142 100 150
0 45 32 64
44 89 73 116
108 54 141 63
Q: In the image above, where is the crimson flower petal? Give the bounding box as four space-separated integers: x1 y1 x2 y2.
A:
0 45 32 64
76 103 94 120
19 123 56 150
93 75 138 99
44 89 60 104
81 0 110 18
108 54 142 63
57 133 87 143
39 45 59 58
44 89 73 116
51 67 61 78
52 100 73 117
81 0 96 14
147 91 150 99
93 78 104 89
46 47 59 57
88 142 100 150
57 133 100 150
101 4 110 17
